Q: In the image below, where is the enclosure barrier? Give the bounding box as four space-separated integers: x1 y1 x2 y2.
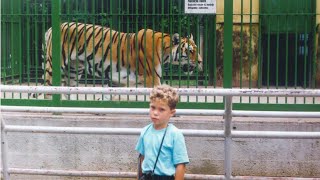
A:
1 85 320 180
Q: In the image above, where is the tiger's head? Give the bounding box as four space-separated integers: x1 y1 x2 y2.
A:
169 33 203 74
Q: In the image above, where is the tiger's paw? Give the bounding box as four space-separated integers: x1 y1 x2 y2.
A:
29 93 39 98
28 93 51 99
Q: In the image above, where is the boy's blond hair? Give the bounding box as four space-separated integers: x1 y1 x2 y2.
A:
150 85 179 110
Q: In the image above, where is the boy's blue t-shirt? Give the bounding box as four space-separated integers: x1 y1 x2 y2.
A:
135 123 189 176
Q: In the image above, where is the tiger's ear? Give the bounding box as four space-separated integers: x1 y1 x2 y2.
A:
172 33 180 45
187 34 194 40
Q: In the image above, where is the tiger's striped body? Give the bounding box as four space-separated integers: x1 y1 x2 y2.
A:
40 22 202 99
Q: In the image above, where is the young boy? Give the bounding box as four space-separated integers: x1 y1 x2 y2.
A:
136 85 189 180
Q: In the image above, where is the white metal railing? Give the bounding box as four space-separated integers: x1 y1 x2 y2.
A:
1 85 320 180
2 85 320 97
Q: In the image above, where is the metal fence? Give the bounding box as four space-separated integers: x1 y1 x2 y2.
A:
1 87 320 180
1 0 320 111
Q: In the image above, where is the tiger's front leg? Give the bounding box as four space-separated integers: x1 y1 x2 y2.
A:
145 75 161 87
144 64 162 87
110 67 141 87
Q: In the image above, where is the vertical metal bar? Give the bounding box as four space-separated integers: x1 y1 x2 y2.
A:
213 16 217 92
100 0 104 101
143 0 147 102
285 14 289 104
142 0 146 88
276 17 280 104
110 0 114 95
294 17 298 104
160 0 164 85
196 16 200 102
117 0 122 102
248 0 253 103
186 13 190 89
311 0 317 104
1 119 10 180
240 0 243 102
196 16 200 91
1 0 7 95
178 1 182 88
267 15 271 103
303 14 308 104
117 0 121 92
135 0 139 101
51 0 61 105
10 0 14 87
170 0 174 87
0 0 2 87
34 2 39 87
224 95 233 179
303 15 309 104
257 0 262 103
66 1 71 100
204 16 208 92
207 13 216 88
126 0 130 101
152 0 155 87
91 1 95 100
42 0 48 99
26 0 31 88
18 0 22 99
223 0 233 88
303 17 308 91
161 0 168 86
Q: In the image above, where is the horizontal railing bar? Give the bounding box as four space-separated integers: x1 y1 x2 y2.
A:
5 168 223 179
4 125 320 139
232 131 320 139
3 168 318 180
1 85 320 97
3 125 225 137
0 106 225 116
8 168 135 178
2 106 320 118
233 111 320 118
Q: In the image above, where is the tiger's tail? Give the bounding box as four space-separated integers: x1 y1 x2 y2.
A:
30 29 53 99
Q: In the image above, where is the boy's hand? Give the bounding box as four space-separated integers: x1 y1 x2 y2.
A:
175 163 186 180
137 154 144 180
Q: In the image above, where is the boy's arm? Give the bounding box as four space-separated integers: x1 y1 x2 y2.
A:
137 154 144 180
175 163 186 180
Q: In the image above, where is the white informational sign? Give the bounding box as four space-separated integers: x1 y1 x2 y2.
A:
185 0 216 14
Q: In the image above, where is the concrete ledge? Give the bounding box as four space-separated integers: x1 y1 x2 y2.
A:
2 112 320 179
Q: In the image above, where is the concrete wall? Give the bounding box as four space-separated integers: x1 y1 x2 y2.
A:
2 112 320 179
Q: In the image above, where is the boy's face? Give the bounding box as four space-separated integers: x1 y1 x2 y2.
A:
149 99 176 130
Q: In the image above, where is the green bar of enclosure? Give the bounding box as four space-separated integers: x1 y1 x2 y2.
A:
51 0 61 105
26 0 30 88
249 0 253 103
18 0 22 100
239 0 244 103
223 0 233 88
10 0 14 86
257 1 262 103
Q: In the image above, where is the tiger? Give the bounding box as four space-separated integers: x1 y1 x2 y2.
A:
34 22 203 99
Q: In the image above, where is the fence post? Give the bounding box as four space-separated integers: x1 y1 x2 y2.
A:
224 0 233 88
224 96 233 179
1 119 10 180
51 0 61 106
207 16 216 86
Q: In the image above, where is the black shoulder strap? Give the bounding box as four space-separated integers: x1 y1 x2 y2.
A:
152 125 168 174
